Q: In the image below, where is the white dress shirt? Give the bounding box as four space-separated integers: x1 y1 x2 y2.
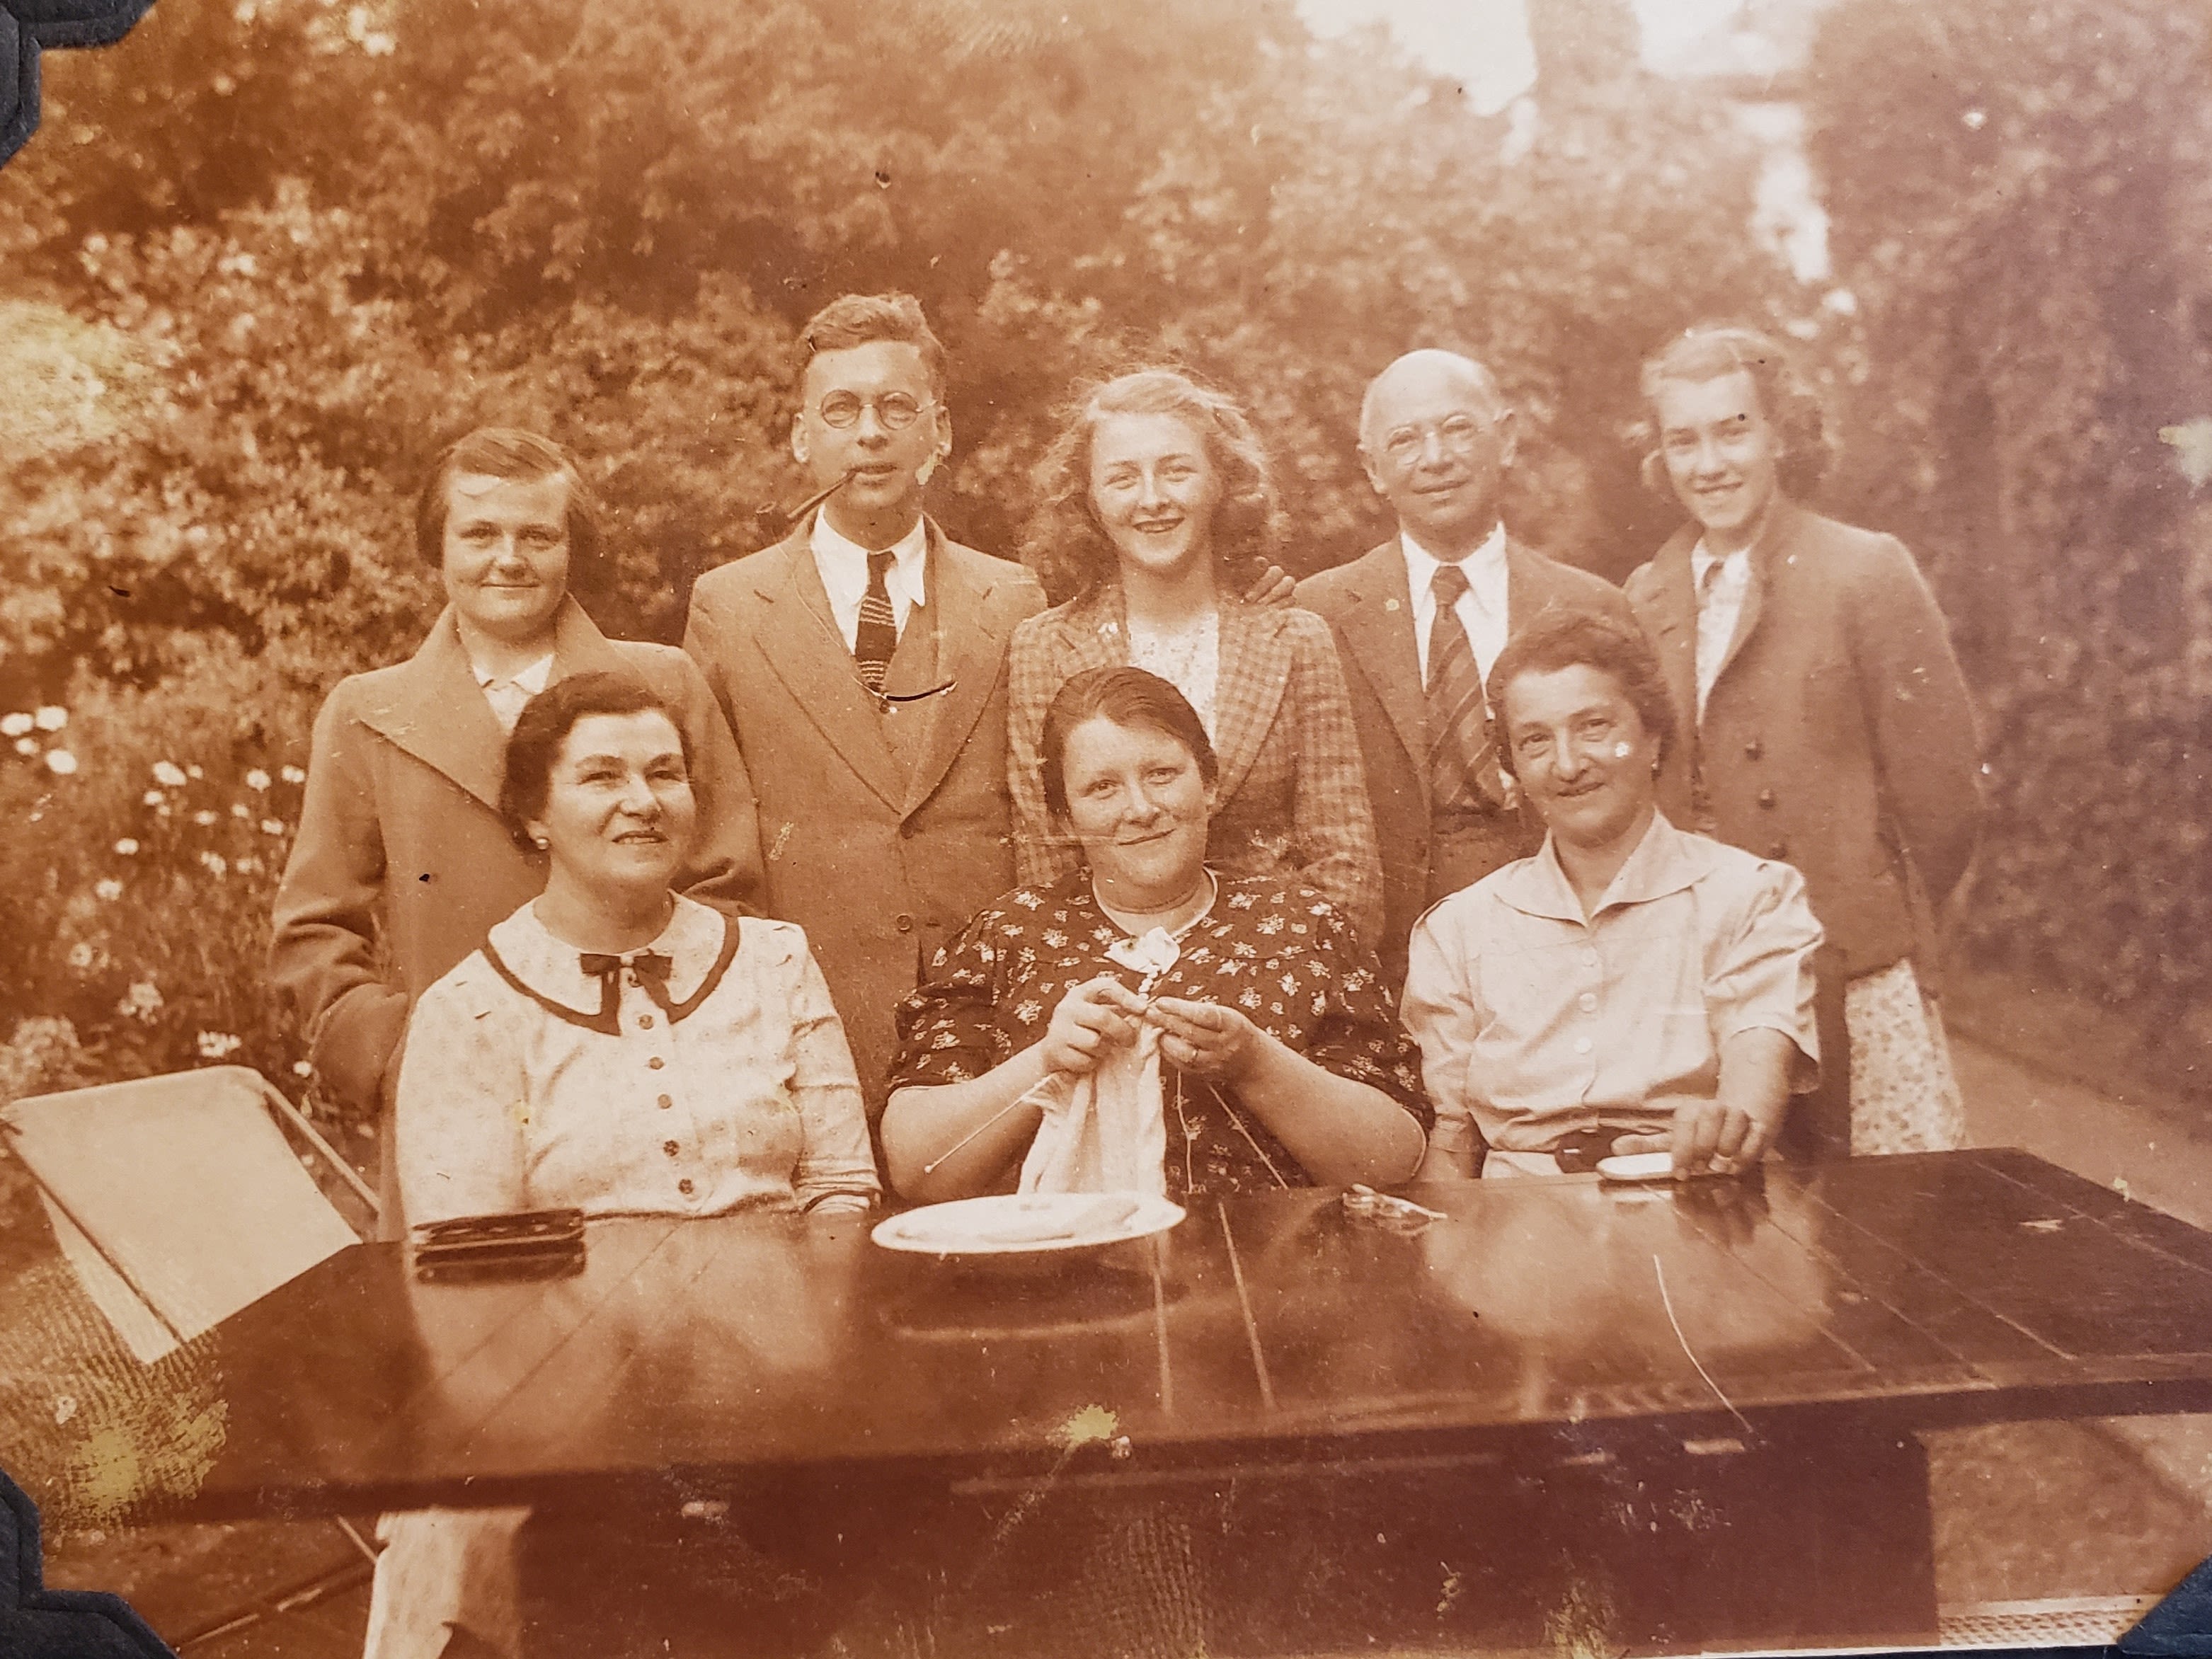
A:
467 650 554 733
810 511 928 651
1690 540 1750 719
1402 522 1509 685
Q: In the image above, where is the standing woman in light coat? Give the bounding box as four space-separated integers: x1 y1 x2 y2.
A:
1007 369 1384 947
269 427 764 1232
1623 324 1982 1157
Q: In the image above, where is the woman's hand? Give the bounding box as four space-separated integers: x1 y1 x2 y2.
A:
1146 997 1264 1084
1041 977 1149 1077
1611 1093 1783 1180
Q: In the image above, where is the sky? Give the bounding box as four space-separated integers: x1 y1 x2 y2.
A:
1298 0 1750 113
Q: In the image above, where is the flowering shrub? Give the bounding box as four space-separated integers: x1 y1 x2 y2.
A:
0 654 340 1136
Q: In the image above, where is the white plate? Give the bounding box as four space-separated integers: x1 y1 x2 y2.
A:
1595 1151 1676 1184
871 1193 1185 1258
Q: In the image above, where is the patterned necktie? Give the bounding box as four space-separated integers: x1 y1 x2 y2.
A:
1426 563 1500 815
854 550 899 694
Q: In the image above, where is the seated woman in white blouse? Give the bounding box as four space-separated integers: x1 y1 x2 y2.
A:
369 670 877 1659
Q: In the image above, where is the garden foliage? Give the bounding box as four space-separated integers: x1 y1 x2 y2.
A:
0 0 2205 1113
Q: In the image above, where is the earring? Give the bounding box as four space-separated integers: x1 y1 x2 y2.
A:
532 834 549 851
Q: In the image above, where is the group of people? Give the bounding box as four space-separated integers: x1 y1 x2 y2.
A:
263 292 1982 1657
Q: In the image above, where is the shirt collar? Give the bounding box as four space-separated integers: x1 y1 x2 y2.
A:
483 894 728 1016
467 650 555 692
1496 811 1713 922
810 511 929 607
1690 538 1750 587
1401 522 1508 602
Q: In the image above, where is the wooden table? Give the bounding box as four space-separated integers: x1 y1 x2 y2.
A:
162 1149 2212 1653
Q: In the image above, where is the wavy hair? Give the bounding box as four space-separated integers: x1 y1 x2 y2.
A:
1630 323 1831 502
1020 369 1280 604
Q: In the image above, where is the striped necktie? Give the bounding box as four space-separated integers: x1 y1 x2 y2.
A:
854 549 898 694
1426 563 1500 815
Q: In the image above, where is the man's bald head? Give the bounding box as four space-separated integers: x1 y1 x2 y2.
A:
1358 350 1516 559
1358 351 1508 451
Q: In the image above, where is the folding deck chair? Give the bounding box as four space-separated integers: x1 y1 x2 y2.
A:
1 1064 385 1651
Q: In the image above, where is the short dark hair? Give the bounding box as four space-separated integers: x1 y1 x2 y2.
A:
498 671 688 850
1486 609 1678 778
1631 323 1831 500
796 292 948 398
413 426 609 596
1021 368 1282 604
1039 666 1220 821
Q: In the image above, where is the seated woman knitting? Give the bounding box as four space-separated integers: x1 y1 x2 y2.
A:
881 665 1428 1204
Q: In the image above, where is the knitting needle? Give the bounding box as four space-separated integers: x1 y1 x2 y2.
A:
919 1091 1049 1176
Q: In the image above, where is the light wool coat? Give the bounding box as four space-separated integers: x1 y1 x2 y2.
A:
269 597 764 1227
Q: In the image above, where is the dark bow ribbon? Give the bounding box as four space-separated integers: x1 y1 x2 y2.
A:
578 950 677 1030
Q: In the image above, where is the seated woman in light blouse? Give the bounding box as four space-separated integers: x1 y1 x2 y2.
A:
369 670 876 1659
1402 610 1823 1181
883 665 1427 1205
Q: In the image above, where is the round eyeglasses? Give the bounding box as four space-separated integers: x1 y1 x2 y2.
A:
816 391 935 431
1379 414 1492 466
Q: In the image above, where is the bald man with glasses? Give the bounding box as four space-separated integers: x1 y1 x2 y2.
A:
1297 350 1641 987
684 292 1047 1123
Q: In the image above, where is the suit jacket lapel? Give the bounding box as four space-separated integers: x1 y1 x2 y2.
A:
1712 504 1797 699
744 529 905 813
1639 528 1702 734
1210 599 1293 806
900 525 1018 817
356 609 513 813
1332 542 1428 777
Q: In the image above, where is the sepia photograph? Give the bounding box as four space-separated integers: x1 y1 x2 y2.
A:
2 0 2211 1653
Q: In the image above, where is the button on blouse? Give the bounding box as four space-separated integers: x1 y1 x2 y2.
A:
395 897 881 1224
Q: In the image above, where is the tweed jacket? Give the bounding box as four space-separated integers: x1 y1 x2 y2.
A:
1007 586 1385 948
682 516 1047 1120
268 598 765 1163
1624 500 1981 980
1296 535 1641 985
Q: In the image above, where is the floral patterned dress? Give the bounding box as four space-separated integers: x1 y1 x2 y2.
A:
889 871 1432 1201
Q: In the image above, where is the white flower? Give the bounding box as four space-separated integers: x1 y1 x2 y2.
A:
234 856 261 875
193 810 217 826
152 761 188 787
143 790 165 806
245 769 272 792
187 764 205 779
118 981 163 1019
0 713 32 737
292 1060 314 1079
67 942 95 970
43 750 78 776
230 803 250 819
113 838 139 856
11 737 35 757
280 764 306 785
94 878 122 900
260 817 285 836
34 706 67 731
195 1031 243 1060
199 851 228 878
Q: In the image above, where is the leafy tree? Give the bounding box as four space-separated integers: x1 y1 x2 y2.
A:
1806 0 2212 1047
